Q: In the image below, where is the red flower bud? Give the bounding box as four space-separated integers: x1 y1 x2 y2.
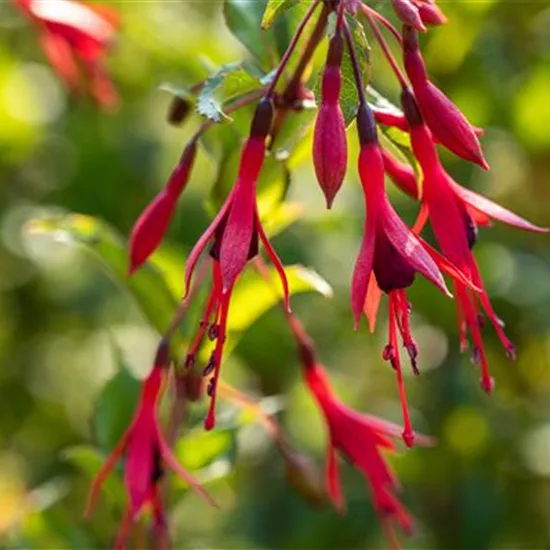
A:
313 33 347 209
415 1 448 26
392 0 426 32
128 141 197 274
402 27 488 169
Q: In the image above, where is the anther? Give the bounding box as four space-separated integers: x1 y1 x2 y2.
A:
184 353 196 368
203 355 216 377
208 324 219 341
206 379 216 397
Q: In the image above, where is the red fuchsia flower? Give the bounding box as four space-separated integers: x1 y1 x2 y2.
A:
288 314 429 549
85 340 215 549
313 30 348 209
182 99 290 430
401 86 547 393
351 103 451 446
128 141 198 274
402 26 487 169
12 0 119 108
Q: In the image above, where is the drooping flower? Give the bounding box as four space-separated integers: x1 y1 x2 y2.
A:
288 313 428 549
129 140 198 274
182 98 290 430
12 0 119 108
402 26 487 169
351 103 450 445
401 86 547 392
313 30 348 209
85 340 215 549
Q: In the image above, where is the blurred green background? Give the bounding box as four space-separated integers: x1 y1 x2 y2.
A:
1 0 550 548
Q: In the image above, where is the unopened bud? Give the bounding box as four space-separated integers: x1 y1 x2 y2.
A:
392 1 426 32
418 2 448 26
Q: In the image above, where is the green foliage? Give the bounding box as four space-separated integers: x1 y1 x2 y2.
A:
261 0 300 30
197 61 267 122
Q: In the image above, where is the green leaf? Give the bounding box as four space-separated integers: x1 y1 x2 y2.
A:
224 0 274 68
261 0 300 30
227 264 333 333
341 17 371 125
175 427 237 472
26 214 179 335
92 355 141 451
63 445 125 508
197 61 265 123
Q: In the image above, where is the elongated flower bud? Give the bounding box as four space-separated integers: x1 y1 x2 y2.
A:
129 141 197 274
313 32 347 209
416 1 447 26
402 27 488 169
392 0 426 32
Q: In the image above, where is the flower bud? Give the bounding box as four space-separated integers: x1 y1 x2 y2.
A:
392 0 426 32
313 33 347 209
129 141 197 274
417 2 447 26
402 28 488 169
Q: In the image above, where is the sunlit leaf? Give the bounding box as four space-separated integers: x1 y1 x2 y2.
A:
262 0 300 30
175 427 237 472
197 61 265 122
227 264 333 333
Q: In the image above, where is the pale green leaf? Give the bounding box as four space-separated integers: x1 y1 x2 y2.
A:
261 0 300 30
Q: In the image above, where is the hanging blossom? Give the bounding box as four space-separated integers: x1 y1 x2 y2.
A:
285 311 431 549
12 0 119 108
85 340 216 549
399 82 547 393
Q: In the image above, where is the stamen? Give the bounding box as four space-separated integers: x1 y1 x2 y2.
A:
204 281 232 431
394 290 420 375
184 353 195 368
388 295 415 447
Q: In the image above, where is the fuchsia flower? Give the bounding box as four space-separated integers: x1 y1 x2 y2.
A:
402 26 487 169
12 0 119 108
289 314 428 549
85 340 215 549
401 86 547 392
182 99 290 429
351 103 451 445
313 30 348 209
129 141 197 274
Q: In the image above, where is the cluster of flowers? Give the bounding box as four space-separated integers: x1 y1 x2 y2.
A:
14 0 547 548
